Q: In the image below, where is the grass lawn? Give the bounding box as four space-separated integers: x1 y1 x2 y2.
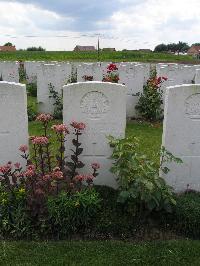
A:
0 50 198 64
0 240 200 265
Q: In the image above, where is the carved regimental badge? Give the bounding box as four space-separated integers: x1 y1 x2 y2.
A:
80 91 110 119
185 93 200 119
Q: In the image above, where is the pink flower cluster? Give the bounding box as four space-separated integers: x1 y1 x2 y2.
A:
91 163 100 170
51 167 63 180
0 162 12 174
31 136 49 145
51 124 69 134
24 164 36 178
71 121 86 130
74 174 94 182
19 145 28 153
36 114 53 123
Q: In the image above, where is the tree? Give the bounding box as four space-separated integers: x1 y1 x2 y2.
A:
192 43 200 46
27 46 46 51
154 44 168 52
4 42 13 46
154 41 189 53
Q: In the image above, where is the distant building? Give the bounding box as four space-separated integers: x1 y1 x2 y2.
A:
138 49 152 52
0 46 16 52
102 48 116 52
74 45 96 52
187 45 200 56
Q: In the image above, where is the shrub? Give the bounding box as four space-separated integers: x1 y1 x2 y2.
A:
47 189 101 237
27 104 37 121
136 71 167 121
166 191 200 238
27 83 37 97
49 83 63 119
108 135 178 220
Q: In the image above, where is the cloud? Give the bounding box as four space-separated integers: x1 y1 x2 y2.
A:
0 0 200 50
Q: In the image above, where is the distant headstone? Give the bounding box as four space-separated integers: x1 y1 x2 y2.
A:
0 61 19 83
63 81 126 188
162 84 200 191
37 63 71 114
0 82 28 167
77 63 103 82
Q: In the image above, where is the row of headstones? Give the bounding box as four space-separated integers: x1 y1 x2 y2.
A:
1 80 200 192
2 61 200 118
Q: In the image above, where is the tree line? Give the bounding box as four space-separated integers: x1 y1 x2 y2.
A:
154 42 200 53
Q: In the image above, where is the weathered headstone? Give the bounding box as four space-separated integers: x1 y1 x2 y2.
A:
119 64 147 118
0 82 28 167
162 84 200 191
37 63 71 114
77 63 103 82
0 61 19 83
63 81 126 188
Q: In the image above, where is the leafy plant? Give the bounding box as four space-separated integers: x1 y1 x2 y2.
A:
108 135 178 218
27 83 37 97
49 83 63 119
47 189 101 236
136 70 167 121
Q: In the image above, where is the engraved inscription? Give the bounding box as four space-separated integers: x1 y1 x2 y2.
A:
185 93 200 119
80 91 110 119
0 93 9 104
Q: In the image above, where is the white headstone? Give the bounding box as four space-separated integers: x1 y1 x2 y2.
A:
162 84 200 192
195 69 200 84
0 61 19 83
77 63 103 82
0 82 28 167
119 64 146 118
37 63 71 114
63 81 126 188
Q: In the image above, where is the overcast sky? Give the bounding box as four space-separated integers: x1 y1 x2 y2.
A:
0 0 199 51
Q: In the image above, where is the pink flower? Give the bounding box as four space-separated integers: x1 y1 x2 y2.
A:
71 121 86 130
19 145 28 153
91 162 100 170
14 162 21 169
162 76 168 81
51 124 69 134
36 113 53 123
85 174 94 182
74 174 94 182
0 165 11 174
27 164 36 171
24 169 35 178
31 136 49 145
43 174 51 181
52 170 63 180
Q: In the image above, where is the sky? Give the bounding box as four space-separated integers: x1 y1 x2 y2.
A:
0 0 200 51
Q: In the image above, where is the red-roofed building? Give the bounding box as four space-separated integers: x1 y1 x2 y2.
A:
187 45 200 56
0 46 16 52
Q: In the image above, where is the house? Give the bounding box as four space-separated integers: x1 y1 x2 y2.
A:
187 45 200 56
102 48 116 52
0 46 16 52
74 45 96 52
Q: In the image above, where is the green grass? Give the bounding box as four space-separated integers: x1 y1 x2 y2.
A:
28 120 163 162
0 50 198 63
0 240 200 265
